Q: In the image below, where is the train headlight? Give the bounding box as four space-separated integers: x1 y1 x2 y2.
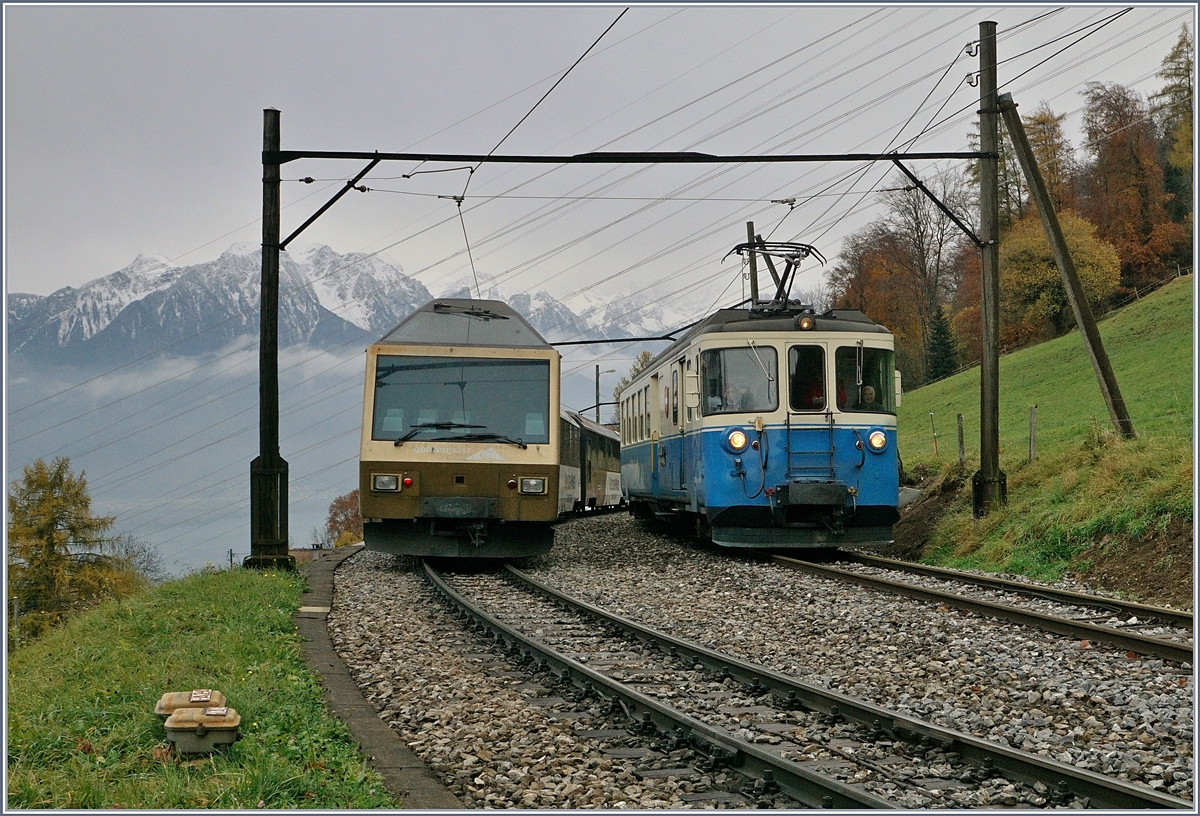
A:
867 430 888 452
726 429 749 452
797 313 816 331
373 473 400 491
519 477 547 495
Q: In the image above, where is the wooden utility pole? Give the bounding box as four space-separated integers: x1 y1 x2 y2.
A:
998 93 1136 439
746 222 760 302
974 21 1006 517
247 108 294 570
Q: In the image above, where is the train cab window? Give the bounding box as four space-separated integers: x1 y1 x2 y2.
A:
788 345 826 411
834 345 896 413
699 347 778 416
371 355 551 443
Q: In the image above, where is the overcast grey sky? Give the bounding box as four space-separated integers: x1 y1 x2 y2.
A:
4 3 1194 311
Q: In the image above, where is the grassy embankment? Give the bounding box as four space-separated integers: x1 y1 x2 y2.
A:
6 568 397 809
895 277 1193 587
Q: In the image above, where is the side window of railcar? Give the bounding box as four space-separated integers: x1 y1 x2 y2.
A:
834 345 896 413
699 347 779 415
788 345 826 411
671 369 679 425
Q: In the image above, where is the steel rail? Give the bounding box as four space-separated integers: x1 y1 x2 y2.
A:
773 556 1194 665
505 565 1192 810
422 561 898 809
840 552 1194 629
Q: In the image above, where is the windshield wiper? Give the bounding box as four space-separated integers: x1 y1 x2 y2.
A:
451 432 528 449
395 422 484 446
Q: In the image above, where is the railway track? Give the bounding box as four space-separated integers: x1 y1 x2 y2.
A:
772 554 1194 665
423 560 1191 809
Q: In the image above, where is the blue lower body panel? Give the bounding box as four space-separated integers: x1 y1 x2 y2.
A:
623 423 900 549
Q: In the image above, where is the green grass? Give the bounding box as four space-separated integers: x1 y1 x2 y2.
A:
897 277 1193 581
6 568 397 809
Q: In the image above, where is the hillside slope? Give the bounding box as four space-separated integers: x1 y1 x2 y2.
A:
892 277 1193 609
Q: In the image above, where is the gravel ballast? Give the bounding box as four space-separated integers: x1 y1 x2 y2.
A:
328 514 1194 807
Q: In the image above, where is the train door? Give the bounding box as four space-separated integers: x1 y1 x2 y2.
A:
682 357 700 494
675 357 688 490
651 372 664 488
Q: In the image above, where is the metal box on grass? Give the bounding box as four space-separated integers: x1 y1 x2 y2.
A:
163 706 241 753
154 689 227 721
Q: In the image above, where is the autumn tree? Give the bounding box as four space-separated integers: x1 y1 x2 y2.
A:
829 224 926 381
969 119 1027 229
999 212 1121 345
1078 81 1188 287
1022 102 1078 211
1151 25 1194 232
324 489 363 548
828 166 974 386
7 457 150 646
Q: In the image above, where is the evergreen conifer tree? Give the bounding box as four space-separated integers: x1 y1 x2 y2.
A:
925 305 959 382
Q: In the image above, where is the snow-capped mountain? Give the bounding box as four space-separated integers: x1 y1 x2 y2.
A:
8 244 433 366
440 274 671 343
8 245 687 370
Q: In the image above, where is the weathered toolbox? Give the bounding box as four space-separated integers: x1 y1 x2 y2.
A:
163 705 241 753
154 689 227 721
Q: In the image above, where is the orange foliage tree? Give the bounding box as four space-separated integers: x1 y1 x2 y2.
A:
1078 81 1188 288
324 489 363 548
828 168 974 386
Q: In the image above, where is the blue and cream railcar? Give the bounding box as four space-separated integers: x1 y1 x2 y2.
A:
618 306 901 549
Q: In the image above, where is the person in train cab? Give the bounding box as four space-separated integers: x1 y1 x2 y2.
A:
858 385 876 408
797 378 825 409
724 384 751 411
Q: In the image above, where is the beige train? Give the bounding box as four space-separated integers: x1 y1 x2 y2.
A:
359 299 620 558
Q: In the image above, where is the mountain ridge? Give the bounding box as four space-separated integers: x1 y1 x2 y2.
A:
8 244 670 367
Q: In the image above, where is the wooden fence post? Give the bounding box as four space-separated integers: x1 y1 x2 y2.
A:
1029 404 1038 462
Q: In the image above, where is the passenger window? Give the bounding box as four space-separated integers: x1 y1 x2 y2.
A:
788 346 826 411
686 360 693 422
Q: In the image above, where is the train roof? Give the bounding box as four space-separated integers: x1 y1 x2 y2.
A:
641 306 891 375
377 299 552 349
561 409 620 442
